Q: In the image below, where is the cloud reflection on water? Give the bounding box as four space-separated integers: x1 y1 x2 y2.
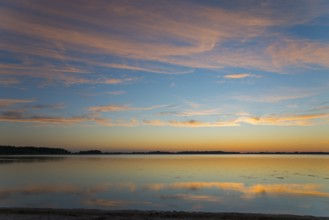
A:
158 194 222 203
1 181 329 208
146 182 329 199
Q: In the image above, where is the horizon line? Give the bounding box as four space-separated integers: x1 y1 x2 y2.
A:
1 145 329 155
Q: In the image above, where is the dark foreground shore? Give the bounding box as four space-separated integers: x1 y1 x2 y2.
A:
0 208 328 220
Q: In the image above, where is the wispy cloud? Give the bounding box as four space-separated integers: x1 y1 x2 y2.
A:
0 114 93 125
30 103 65 110
107 91 126 95
159 109 221 117
0 113 138 127
103 77 138 85
143 119 239 127
1 104 328 127
234 88 318 103
184 100 201 109
237 113 329 126
102 63 194 75
177 109 221 117
0 78 20 86
77 91 126 97
96 118 139 127
144 112 329 127
267 39 329 69
223 73 258 79
0 99 35 108
58 75 138 86
234 94 312 103
0 102 101 124
89 104 168 112
0 0 327 82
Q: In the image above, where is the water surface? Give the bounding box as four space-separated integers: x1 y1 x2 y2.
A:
1 155 328 216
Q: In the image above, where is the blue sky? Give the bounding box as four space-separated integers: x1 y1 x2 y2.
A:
0 0 328 151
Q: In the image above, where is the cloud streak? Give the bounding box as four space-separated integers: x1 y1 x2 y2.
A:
0 99 35 108
143 119 240 128
144 112 329 127
0 0 328 84
58 75 138 86
0 114 93 125
1 104 328 127
267 39 329 69
89 104 168 113
234 88 318 103
223 73 258 79
0 78 20 86
238 113 329 126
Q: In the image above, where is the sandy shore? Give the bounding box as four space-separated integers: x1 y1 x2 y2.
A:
0 208 328 220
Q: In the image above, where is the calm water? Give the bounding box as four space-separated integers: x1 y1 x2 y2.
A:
1 155 329 216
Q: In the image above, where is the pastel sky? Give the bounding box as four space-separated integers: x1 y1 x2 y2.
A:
0 0 329 152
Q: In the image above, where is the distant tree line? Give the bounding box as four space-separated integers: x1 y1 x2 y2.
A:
1 145 328 155
77 150 103 154
0 146 70 155
0 146 104 155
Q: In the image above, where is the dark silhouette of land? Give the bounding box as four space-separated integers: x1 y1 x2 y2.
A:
78 150 103 154
1 145 329 155
0 208 328 220
0 146 70 155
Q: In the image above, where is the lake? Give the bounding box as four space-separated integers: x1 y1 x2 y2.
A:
0 155 329 216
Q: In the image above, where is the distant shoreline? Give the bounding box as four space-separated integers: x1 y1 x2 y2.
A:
0 208 328 220
1 145 329 155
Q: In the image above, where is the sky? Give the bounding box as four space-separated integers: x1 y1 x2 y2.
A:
0 0 328 152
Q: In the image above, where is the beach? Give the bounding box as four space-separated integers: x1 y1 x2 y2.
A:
1 208 328 220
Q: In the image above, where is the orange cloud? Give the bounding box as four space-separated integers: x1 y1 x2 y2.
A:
237 113 329 126
223 73 257 79
103 77 138 85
